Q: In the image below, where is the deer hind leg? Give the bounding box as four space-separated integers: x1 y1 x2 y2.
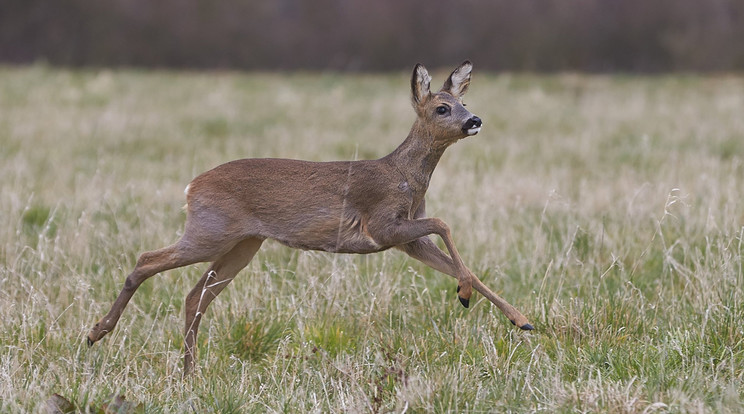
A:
183 237 264 375
87 227 238 347
397 237 533 330
87 241 207 345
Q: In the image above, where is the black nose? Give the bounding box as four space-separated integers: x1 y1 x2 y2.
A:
463 116 482 130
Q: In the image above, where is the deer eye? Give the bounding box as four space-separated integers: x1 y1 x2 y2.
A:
436 106 448 115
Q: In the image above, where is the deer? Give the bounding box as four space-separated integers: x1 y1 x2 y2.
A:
86 61 533 374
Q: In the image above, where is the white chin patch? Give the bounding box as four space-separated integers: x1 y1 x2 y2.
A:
466 127 481 136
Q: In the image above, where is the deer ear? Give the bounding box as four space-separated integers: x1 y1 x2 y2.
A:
440 60 472 99
411 63 431 107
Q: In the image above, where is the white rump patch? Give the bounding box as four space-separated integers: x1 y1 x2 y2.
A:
182 184 191 210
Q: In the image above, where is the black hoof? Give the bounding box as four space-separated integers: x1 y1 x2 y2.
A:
520 324 534 331
459 296 469 308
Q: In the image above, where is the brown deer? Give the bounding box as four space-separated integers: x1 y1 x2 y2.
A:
87 61 533 374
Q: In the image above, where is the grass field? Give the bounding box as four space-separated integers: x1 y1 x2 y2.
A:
1 65 743 412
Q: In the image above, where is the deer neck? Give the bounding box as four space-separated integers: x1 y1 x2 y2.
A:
385 122 448 196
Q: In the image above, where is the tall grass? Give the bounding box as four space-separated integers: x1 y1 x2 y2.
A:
1 65 743 412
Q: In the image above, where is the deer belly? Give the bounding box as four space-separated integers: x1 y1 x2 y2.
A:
265 212 383 254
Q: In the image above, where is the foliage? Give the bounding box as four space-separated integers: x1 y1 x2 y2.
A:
3 1 744 72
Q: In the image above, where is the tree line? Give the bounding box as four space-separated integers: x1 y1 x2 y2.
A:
2 0 743 72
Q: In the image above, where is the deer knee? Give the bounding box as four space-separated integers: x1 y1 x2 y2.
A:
123 276 137 291
134 249 158 267
430 218 451 237
122 268 149 292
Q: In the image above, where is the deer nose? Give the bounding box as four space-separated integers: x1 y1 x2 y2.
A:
463 116 482 131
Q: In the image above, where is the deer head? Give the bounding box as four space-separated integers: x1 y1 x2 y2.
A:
410 61 483 145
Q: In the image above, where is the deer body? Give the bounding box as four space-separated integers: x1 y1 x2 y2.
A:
88 61 532 374
188 158 400 254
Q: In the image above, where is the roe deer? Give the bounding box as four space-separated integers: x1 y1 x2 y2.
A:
87 61 533 374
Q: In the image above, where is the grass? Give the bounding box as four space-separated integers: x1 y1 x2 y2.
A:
1 64 743 412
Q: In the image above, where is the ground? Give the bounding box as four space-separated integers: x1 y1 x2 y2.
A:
1 66 743 412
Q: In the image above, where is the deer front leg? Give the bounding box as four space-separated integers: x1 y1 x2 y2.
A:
371 217 473 307
396 236 533 330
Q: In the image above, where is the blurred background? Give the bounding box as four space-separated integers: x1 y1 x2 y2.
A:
3 0 743 72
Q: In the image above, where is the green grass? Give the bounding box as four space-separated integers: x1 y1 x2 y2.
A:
1 64 744 412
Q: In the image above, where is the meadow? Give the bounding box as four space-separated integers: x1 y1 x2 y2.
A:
0 65 743 412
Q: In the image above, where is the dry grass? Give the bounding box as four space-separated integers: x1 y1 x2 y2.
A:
1 65 743 412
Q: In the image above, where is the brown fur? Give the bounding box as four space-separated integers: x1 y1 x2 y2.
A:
87 61 532 375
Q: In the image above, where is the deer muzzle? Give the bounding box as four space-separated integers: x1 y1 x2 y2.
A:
463 116 482 136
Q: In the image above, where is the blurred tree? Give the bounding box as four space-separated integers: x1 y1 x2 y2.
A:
1 0 742 72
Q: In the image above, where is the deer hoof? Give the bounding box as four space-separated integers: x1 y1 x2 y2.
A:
456 285 469 307
510 319 534 331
